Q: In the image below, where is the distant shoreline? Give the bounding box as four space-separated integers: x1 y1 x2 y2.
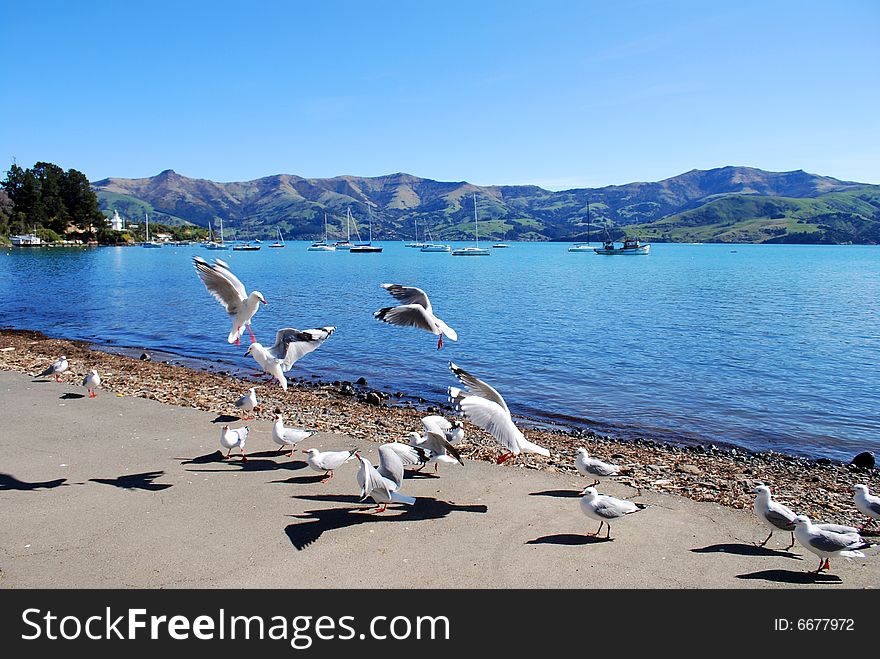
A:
1 327 876 529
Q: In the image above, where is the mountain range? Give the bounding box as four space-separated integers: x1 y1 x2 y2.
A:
91 166 880 244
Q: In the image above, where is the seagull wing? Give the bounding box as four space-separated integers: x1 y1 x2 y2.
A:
385 442 428 466
420 430 464 466
452 393 523 455
808 528 867 553
268 327 336 370
193 256 247 315
449 362 509 414
593 495 640 519
422 415 452 435
377 444 406 489
764 500 797 530
357 455 391 501
374 304 438 334
380 284 432 312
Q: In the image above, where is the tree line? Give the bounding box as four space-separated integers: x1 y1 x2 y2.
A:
1 161 107 242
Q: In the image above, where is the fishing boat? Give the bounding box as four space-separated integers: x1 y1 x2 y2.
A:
452 193 490 256
350 207 383 253
233 242 261 251
268 228 285 248
205 218 230 250
334 209 354 250
307 213 336 251
492 232 511 249
142 213 163 248
594 238 651 255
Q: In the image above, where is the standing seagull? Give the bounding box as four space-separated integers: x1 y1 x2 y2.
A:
792 515 874 573
220 425 249 461
303 448 356 482
272 414 313 456
579 486 646 539
751 485 858 550
355 445 417 512
234 388 258 420
82 369 101 398
244 327 336 391
374 284 457 349
193 256 267 344
574 448 621 487
447 361 549 463
853 484 880 531
39 356 68 382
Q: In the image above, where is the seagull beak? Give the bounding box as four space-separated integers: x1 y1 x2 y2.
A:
261 299 268 305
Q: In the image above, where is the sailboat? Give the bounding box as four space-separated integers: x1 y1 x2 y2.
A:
232 217 261 250
142 213 163 248
568 201 595 252
206 218 230 250
307 213 336 251
420 224 451 252
334 209 354 250
350 207 383 253
405 218 425 248
269 227 285 248
452 193 490 256
492 230 511 248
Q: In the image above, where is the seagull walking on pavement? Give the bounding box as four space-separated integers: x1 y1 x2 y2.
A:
374 284 457 349
579 486 646 539
792 515 875 573
234 387 258 420
39 356 68 382
448 361 549 464
220 425 249 461
752 485 859 550
82 369 101 398
244 327 336 391
272 414 313 456
193 256 267 344
574 448 621 486
303 448 356 482
853 484 880 531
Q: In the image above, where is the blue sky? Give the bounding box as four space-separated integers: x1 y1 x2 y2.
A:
1 1 878 188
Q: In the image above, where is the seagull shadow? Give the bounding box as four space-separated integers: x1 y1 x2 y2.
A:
285 496 489 550
178 451 227 464
691 543 803 560
211 414 241 424
60 392 85 400
270 473 327 485
32 378 54 383
403 470 441 479
185 458 307 473
736 569 843 585
526 533 612 546
89 471 173 491
529 489 582 498
0 473 69 491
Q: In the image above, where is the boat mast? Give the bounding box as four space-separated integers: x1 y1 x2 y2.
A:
587 201 591 246
145 213 149 241
473 192 479 246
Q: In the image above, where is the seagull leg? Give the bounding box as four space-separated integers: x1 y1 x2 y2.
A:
591 480 600 488
224 450 231 459
248 324 256 343
823 558 830 571
320 470 333 483
756 530 773 547
437 334 443 350
785 533 795 550
496 452 514 464
240 450 247 463
235 337 241 346
606 524 611 540
588 522 604 537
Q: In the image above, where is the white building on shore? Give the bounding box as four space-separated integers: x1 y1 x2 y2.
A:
108 210 125 231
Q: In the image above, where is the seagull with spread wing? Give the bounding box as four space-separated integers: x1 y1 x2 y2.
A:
405 430 464 474
355 445 417 513
192 256 266 345
447 361 550 464
244 327 336 391
374 283 457 349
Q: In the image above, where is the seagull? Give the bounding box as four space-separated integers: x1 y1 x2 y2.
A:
39 356 68 382
374 284 457 349
752 485 859 550
271 414 313 456
244 327 336 391
406 430 464 474
792 514 875 573
193 256 267 345
447 361 549 464
422 415 465 446
302 448 356 482
81 369 101 398
355 445 417 512
579 486 646 539
853 484 880 531
220 425 249 461
575 448 621 487
234 388 258 420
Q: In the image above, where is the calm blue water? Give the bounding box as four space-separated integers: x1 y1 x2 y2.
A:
1 242 878 461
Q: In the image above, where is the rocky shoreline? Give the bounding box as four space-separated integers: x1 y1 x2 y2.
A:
1 328 877 530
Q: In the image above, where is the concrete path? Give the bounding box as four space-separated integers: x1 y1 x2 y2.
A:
0 370 875 588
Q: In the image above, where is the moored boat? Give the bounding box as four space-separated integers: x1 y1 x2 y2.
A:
594 238 650 255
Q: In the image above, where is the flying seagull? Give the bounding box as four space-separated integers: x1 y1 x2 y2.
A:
245 327 336 391
39 356 68 382
374 284 457 349
193 256 266 344
405 430 464 474
579 486 647 539
448 361 549 463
